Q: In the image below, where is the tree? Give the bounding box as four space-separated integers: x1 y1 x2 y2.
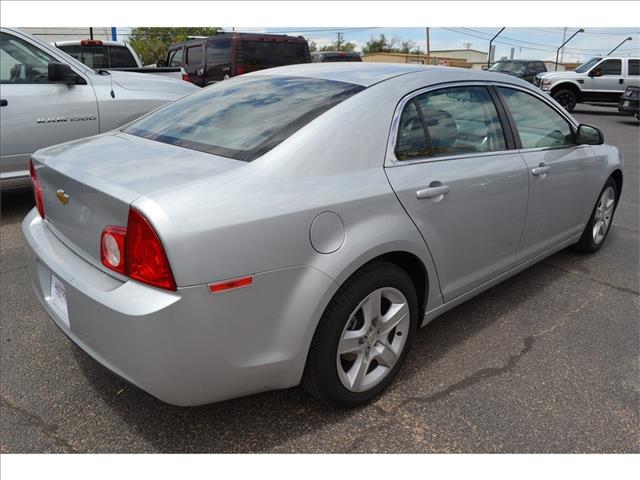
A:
319 40 356 53
362 34 401 54
129 27 223 65
307 40 317 52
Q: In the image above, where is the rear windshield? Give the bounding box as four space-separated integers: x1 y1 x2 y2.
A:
108 45 137 67
323 55 362 62
240 41 307 67
125 76 363 161
58 44 107 68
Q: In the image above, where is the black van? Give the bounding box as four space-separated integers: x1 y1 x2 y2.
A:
164 32 311 86
311 51 362 63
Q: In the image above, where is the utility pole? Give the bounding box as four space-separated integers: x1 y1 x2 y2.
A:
336 32 343 51
555 28 583 71
560 27 567 64
463 42 472 50
488 27 505 68
89 27 94 40
426 27 430 64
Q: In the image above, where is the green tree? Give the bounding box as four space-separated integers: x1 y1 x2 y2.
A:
319 40 356 53
363 34 422 55
307 40 317 52
129 27 223 65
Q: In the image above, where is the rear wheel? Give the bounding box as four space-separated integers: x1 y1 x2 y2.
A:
573 178 618 253
302 261 418 408
552 89 578 112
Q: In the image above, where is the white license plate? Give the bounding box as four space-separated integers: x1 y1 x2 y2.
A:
50 274 69 327
623 100 630 107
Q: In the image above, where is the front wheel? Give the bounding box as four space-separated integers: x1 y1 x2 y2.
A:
302 261 418 408
552 89 577 112
573 178 618 253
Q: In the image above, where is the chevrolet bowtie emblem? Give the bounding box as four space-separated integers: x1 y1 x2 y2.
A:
56 189 70 205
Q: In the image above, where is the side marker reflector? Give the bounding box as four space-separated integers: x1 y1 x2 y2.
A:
209 276 253 294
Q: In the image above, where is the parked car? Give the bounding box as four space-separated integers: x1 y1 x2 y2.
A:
162 32 311 86
488 59 546 83
311 51 362 63
24 64 622 408
534 56 640 112
618 85 639 120
53 38 184 80
0 27 199 188
53 39 143 68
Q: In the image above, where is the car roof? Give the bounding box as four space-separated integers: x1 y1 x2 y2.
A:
248 62 534 87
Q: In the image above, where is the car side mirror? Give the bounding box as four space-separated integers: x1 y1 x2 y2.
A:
48 62 79 84
577 124 604 145
156 59 167 67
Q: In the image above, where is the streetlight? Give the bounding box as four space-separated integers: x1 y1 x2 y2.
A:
487 27 505 68
608 37 633 55
555 28 584 71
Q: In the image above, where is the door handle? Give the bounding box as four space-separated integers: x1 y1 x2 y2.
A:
416 183 451 200
0 99 7 107
531 163 550 177
619 78 624 84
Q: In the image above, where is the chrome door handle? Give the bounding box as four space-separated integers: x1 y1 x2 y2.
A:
416 184 451 200
531 164 550 176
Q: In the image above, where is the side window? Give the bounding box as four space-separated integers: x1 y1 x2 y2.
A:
206 39 231 65
108 46 137 68
499 87 575 149
186 45 203 65
595 59 622 76
0 32 57 83
628 59 639 76
167 48 183 67
395 100 430 160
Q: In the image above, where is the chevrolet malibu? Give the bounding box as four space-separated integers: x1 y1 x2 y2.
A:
23 64 623 408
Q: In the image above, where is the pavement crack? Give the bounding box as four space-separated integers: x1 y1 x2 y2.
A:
543 262 638 296
1 395 79 453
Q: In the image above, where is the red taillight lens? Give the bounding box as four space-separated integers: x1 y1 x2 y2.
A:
236 64 245 75
29 159 45 218
100 226 127 274
99 208 176 291
182 73 190 81
126 208 176 291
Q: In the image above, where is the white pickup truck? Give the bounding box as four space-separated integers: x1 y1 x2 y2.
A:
0 28 198 188
534 56 640 112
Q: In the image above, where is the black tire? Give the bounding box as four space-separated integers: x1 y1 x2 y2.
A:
302 261 418 408
552 89 578 112
573 177 618 253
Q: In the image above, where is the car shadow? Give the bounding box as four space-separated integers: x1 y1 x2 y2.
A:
0 186 34 225
72 256 557 453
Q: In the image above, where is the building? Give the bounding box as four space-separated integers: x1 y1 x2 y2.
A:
428 49 488 64
362 52 471 69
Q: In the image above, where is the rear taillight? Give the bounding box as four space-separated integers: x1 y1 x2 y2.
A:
100 208 177 291
29 159 45 218
236 64 245 75
182 73 190 81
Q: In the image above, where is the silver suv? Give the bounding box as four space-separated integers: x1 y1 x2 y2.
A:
535 56 640 112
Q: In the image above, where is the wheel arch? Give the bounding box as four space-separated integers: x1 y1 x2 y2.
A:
550 81 583 100
610 169 623 207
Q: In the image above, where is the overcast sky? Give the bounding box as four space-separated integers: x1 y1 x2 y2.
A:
220 27 639 62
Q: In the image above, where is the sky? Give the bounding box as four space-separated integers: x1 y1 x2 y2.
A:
220 27 640 62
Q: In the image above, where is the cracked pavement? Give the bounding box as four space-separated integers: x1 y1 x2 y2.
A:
1 104 638 453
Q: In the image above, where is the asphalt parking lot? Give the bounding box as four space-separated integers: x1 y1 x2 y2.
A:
1 104 638 453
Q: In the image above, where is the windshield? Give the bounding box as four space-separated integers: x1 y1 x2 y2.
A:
575 57 602 73
489 61 526 75
125 76 364 162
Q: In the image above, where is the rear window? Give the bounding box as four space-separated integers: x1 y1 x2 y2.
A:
629 59 639 76
58 44 107 68
107 45 137 67
125 76 363 162
322 54 362 62
239 41 307 67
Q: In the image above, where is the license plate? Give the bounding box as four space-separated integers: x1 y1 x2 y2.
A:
623 100 630 107
50 274 69 327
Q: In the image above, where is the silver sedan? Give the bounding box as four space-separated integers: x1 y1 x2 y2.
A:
23 63 623 407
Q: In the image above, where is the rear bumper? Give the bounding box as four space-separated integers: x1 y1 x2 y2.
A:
23 208 336 405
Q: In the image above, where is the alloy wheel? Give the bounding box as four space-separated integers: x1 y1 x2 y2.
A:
336 287 410 393
592 186 615 245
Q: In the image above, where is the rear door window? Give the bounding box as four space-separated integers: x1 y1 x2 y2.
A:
125 76 363 161
206 39 231 65
628 59 639 76
107 45 137 67
186 45 203 65
239 41 307 67
167 48 183 67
